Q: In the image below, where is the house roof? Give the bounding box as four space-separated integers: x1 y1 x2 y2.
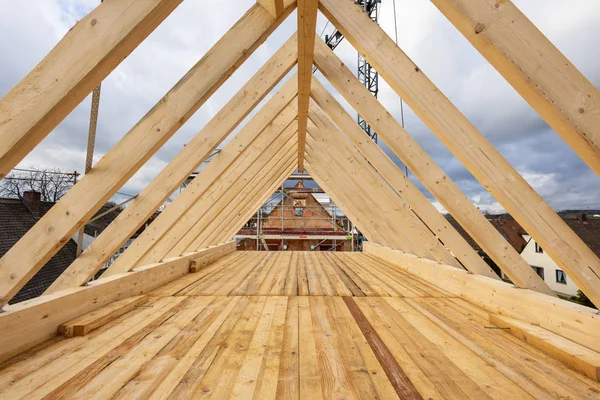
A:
562 214 600 259
448 213 600 259
0 198 78 304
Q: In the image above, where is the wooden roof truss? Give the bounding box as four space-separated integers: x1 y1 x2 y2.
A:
0 0 599 364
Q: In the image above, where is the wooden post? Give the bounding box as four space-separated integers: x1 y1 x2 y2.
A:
0 2 295 307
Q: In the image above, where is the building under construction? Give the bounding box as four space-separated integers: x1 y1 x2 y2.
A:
0 0 599 398
236 181 354 251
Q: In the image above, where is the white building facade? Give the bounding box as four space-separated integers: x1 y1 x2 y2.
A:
519 235 580 297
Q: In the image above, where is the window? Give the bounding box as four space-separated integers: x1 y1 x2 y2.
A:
556 270 567 285
532 266 544 280
295 207 303 216
535 242 543 253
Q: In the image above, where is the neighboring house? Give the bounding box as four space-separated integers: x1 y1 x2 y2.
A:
519 213 600 297
0 191 156 303
237 182 350 251
0 191 79 304
446 215 527 276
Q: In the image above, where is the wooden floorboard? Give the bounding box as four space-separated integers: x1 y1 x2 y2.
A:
1 251 599 399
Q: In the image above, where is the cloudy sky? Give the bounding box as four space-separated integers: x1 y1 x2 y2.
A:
1 0 599 214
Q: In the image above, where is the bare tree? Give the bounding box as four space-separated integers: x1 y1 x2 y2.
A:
0 166 78 202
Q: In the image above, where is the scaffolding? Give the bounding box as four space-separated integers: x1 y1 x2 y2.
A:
235 184 358 252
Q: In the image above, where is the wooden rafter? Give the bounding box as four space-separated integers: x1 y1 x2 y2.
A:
307 110 463 268
309 82 498 279
46 34 298 293
208 148 299 247
0 0 184 179
0 2 296 307
311 40 552 292
296 0 319 172
431 0 600 176
146 123 298 263
322 0 600 300
305 160 397 250
103 96 299 276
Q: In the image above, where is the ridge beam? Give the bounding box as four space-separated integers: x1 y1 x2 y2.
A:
297 0 319 172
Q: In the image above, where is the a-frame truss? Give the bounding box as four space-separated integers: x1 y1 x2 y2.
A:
0 0 599 368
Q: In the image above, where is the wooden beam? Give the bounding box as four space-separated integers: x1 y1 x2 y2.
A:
189 243 241 273
0 2 296 308
257 0 285 17
45 34 298 294
307 114 463 268
309 84 498 278
0 0 184 179
205 151 299 247
297 0 319 172
305 139 410 251
431 0 600 176
0 241 235 363
304 160 395 250
312 35 550 294
322 3 599 300
58 295 149 337
489 314 600 381
103 97 298 276
146 122 298 262
364 242 600 354
181 138 297 251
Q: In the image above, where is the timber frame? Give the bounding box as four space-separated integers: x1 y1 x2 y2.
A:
0 0 599 377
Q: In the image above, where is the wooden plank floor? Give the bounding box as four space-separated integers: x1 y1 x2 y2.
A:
1 251 599 399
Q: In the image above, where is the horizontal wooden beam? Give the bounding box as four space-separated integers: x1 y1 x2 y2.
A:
431 0 600 176
489 314 600 381
0 2 295 308
297 0 319 172
0 0 184 179
0 241 235 363
45 34 298 294
309 79 498 279
364 242 600 354
321 0 600 302
58 295 149 337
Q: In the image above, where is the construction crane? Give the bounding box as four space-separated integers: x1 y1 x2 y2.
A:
323 0 381 143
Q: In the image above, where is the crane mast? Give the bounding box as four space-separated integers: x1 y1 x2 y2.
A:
324 0 381 143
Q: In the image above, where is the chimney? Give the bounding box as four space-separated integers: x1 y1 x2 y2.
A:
23 191 41 218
